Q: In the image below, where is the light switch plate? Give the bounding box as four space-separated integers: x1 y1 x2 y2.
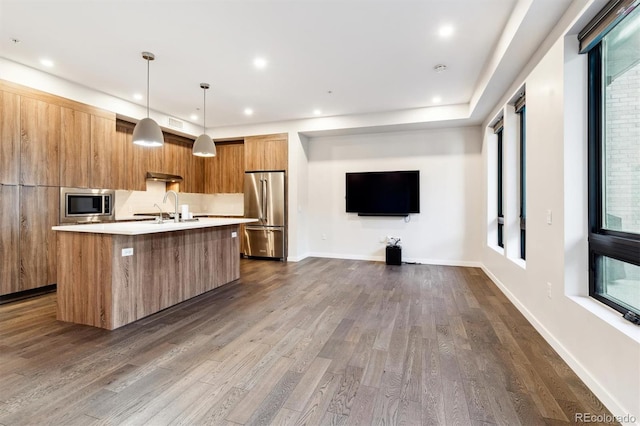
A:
122 248 134 257
231 232 237 238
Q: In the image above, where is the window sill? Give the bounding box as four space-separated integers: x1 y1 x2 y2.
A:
509 257 526 270
568 295 640 343
489 243 505 256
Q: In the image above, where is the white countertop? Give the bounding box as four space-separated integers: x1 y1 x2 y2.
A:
53 218 258 236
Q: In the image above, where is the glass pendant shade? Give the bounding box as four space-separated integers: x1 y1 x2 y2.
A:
193 82 216 157
193 133 216 157
132 51 164 147
132 117 164 147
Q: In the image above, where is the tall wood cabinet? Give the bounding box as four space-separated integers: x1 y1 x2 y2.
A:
0 80 119 297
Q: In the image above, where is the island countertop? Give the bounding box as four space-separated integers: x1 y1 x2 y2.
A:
52 217 257 235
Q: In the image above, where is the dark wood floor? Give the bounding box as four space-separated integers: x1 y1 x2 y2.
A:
0 258 616 425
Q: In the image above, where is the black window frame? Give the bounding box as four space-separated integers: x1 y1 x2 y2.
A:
496 127 504 248
587 36 640 318
517 104 526 260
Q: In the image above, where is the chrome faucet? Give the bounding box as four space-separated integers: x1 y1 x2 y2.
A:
163 190 180 223
153 203 164 224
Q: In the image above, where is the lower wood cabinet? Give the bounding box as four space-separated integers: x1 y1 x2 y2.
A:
19 186 58 292
0 185 20 295
0 185 58 296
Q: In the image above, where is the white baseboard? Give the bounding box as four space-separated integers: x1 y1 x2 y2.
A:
306 252 482 267
480 265 638 426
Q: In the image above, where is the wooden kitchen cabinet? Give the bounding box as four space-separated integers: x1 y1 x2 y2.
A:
21 97 61 186
204 142 244 193
90 115 121 189
120 120 164 191
19 186 58 292
0 91 20 185
0 185 20 296
163 137 183 177
185 146 204 194
163 133 204 193
244 133 288 171
60 108 91 188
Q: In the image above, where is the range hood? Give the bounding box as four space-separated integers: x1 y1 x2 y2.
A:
146 172 183 183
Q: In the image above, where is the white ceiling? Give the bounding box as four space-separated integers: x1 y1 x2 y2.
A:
0 0 573 130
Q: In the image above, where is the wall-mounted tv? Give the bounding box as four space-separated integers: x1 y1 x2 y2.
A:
345 170 420 216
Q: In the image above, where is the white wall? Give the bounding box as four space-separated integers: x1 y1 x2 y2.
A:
306 127 482 265
481 20 640 426
0 58 202 136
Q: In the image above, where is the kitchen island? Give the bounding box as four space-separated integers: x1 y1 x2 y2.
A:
53 218 256 330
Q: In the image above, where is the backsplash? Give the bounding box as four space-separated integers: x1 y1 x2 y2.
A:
114 181 243 219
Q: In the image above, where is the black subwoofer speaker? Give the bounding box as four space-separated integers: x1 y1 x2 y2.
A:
385 245 402 265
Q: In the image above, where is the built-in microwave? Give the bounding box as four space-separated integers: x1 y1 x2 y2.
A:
59 187 115 224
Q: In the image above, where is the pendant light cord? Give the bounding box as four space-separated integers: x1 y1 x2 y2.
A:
146 57 150 117
203 88 206 132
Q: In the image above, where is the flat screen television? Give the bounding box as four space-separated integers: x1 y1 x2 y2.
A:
345 170 420 216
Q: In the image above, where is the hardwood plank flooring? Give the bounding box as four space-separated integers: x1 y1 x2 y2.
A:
0 258 618 425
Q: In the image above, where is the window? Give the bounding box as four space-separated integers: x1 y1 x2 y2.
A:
494 119 504 248
582 1 640 320
516 97 526 260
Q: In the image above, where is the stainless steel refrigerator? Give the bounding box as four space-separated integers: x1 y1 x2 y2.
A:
243 171 286 260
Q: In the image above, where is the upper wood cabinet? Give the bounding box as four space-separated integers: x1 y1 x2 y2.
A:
60 108 91 188
0 91 20 185
20 97 61 186
244 133 288 171
204 142 244 193
163 133 204 193
185 147 204 194
90 115 121 189
0 185 20 296
119 120 164 191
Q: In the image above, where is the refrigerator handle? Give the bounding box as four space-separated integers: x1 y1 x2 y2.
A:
262 178 268 222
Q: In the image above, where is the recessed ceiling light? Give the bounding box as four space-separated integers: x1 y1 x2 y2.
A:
190 114 198 121
133 93 143 100
313 109 322 116
433 64 447 73
40 58 54 68
438 25 454 38
253 57 267 69
244 108 254 116
432 96 442 104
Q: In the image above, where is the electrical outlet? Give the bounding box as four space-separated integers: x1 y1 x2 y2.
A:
231 231 237 238
547 282 552 299
321 233 327 240
122 248 134 257
546 209 553 225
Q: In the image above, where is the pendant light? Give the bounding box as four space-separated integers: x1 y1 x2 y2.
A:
192 83 216 157
132 52 164 147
